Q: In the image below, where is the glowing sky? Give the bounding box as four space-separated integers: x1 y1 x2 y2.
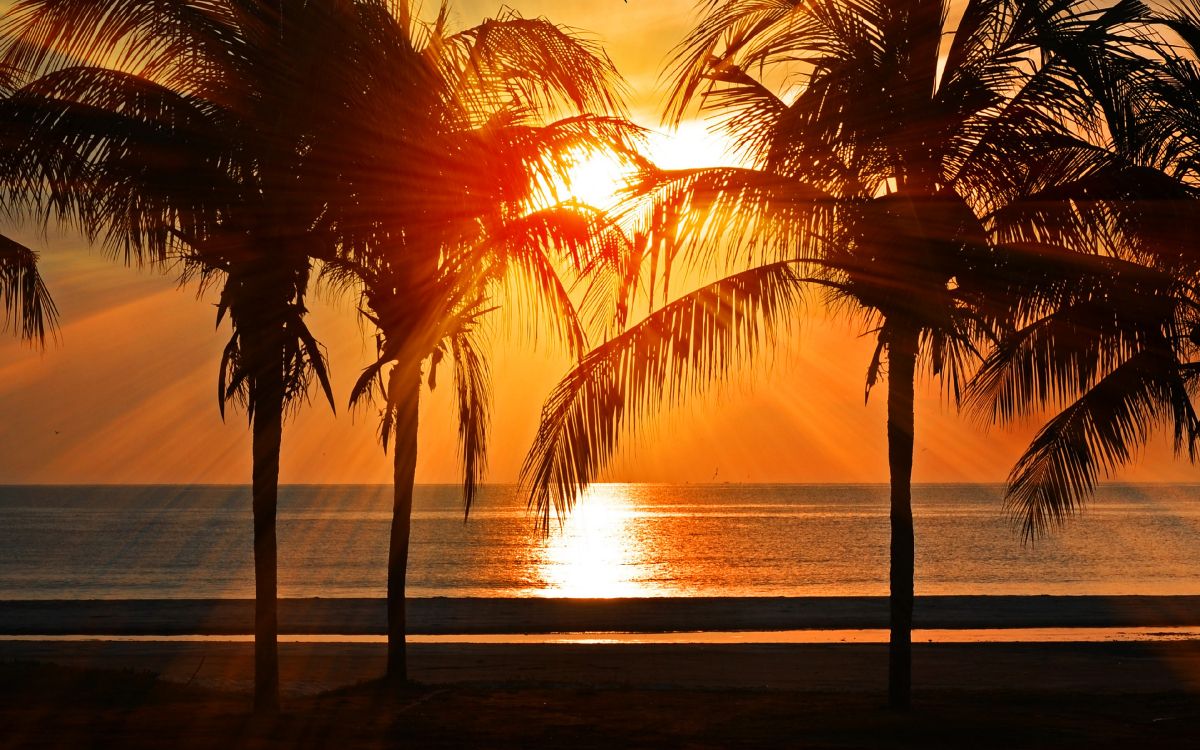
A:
1 1 1195 486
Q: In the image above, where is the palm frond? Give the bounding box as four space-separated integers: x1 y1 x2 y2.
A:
482 205 606 358
965 249 1189 424
521 261 806 526
0 65 239 265
0 233 58 344
1006 347 1199 540
610 165 837 305
446 10 626 121
663 0 832 127
449 323 491 517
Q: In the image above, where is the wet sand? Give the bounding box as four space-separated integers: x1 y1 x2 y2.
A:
4 596 1199 747
3 595 1200 635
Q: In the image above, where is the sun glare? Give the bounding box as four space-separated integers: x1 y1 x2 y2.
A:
537 484 647 598
563 152 631 210
644 120 738 170
557 122 737 211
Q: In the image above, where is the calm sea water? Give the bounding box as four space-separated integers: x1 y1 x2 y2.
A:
1 483 1198 600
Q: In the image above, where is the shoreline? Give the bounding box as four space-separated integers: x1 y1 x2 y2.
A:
2 595 1199 635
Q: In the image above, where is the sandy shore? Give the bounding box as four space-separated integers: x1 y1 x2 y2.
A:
3 639 1200 697
3 641 1198 748
3 595 1200 635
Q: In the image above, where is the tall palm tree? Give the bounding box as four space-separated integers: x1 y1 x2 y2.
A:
521 0 1154 708
316 3 637 684
966 0 1200 538
0 0 408 711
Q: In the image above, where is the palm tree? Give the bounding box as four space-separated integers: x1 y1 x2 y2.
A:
966 0 1200 539
316 4 637 685
521 0 1154 708
0 0 411 711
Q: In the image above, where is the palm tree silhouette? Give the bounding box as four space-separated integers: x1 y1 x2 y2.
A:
0 0 409 711
967 1 1200 539
521 0 1154 708
317 4 636 685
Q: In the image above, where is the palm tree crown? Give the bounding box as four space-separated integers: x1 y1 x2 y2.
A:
967 0 1200 539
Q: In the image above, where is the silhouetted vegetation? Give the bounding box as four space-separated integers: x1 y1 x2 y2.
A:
0 64 56 344
967 1 1200 540
0 0 376 712
4 0 1200 715
314 2 637 684
520 0 1198 709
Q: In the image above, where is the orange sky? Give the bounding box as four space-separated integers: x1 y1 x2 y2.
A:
1 1 1197 486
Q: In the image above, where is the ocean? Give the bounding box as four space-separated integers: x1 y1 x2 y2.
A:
1 483 1198 600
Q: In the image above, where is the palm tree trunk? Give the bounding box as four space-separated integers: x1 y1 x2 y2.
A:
886 321 918 710
251 339 284 714
387 360 421 685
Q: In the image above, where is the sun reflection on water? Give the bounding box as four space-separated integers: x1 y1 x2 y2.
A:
536 484 649 598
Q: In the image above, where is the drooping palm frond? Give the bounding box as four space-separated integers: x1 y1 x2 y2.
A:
663 0 832 129
964 228 1200 539
0 0 241 82
448 322 491 517
521 261 809 526
214 264 335 421
1005 347 1200 540
943 6 1158 223
964 244 1193 414
0 233 57 343
0 66 240 265
988 156 1200 282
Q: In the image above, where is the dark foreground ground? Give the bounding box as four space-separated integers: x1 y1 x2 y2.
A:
2 642 1199 749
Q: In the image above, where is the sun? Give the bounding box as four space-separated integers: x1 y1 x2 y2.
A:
644 120 737 170
555 123 737 211
563 151 631 210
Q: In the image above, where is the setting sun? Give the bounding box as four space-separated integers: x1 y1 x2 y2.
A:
563 152 631 210
560 124 738 210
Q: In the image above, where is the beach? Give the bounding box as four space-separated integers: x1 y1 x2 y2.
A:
2 640 1198 748
3 596 1199 746
3 488 1199 745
